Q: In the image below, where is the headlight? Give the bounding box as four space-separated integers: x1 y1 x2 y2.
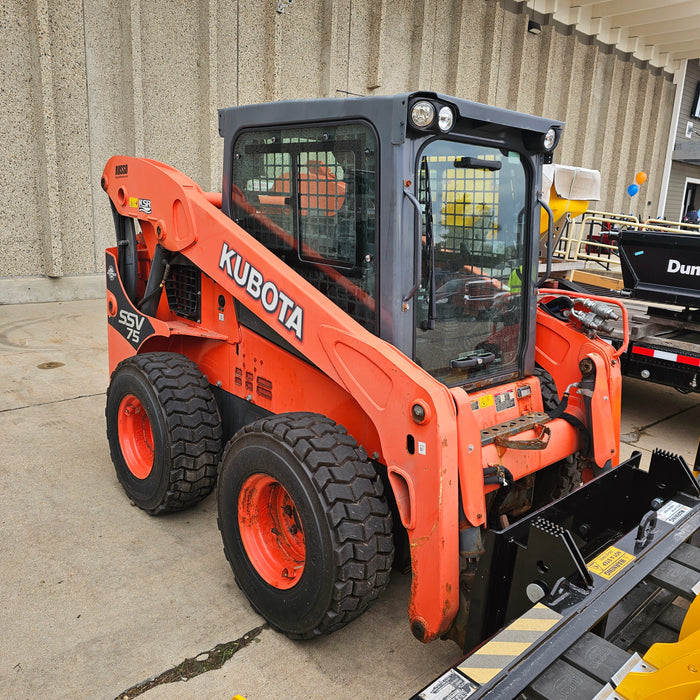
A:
543 127 557 151
410 100 436 128
523 125 561 156
437 106 454 132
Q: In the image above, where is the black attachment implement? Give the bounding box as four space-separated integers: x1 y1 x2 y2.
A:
413 448 700 700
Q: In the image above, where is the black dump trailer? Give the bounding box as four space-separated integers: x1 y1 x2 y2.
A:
615 228 700 394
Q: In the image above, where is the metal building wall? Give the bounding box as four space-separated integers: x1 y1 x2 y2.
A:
0 0 676 302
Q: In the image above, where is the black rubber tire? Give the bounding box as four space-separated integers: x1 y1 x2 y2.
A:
548 453 584 499
533 453 584 509
532 367 583 506
533 365 559 412
106 352 222 514
217 412 394 639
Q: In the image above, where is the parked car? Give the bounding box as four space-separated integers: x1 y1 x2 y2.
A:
434 274 510 318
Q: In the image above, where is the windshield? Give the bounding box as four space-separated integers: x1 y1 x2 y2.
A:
415 139 528 387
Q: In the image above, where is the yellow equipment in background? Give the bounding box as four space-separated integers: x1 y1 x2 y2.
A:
614 595 700 700
539 164 601 256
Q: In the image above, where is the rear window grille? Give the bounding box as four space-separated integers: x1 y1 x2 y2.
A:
165 265 201 322
305 268 376 334
232 123 378 334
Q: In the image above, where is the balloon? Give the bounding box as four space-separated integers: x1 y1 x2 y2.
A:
635 171 647 185
627 183 639 196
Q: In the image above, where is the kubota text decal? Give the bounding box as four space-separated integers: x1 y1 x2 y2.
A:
219 242 304 341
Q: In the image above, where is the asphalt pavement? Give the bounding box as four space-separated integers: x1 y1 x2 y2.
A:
1 298 698 700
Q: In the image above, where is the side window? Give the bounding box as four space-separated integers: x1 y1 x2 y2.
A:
231 123 377 334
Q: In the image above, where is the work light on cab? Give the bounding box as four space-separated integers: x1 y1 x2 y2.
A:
437 106 454 132
543 127 558 151
410 100 436 129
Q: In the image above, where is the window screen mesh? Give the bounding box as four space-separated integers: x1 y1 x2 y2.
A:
232 124 377 333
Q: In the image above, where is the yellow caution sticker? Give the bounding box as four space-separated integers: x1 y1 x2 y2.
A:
588 546 635 580
129 197 139 208
479 394 494 409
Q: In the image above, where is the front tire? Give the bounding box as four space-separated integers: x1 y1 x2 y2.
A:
534 365 559 412
217 412 394 639
106 352 222 514
533 453 584 508
532 367 583 505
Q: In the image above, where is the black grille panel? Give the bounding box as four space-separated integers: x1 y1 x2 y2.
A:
165 264 201 321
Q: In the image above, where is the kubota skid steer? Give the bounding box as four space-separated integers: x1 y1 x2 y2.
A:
102 93 680 652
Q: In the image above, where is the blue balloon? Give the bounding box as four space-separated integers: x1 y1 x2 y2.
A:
627 183 639 196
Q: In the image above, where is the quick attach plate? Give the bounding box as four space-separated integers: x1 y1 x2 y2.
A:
413 449 700 700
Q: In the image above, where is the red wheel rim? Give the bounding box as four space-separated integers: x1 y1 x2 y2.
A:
117 394 154 479
238 474 306 589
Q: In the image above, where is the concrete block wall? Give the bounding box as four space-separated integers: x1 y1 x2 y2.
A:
0 0 676 302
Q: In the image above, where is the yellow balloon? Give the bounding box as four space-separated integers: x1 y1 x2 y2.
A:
635 171 647 185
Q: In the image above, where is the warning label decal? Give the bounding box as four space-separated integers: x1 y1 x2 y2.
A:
418 669 477 699
656 500 691 525
494 389 516 412
588 546 635 580
478 395 494 410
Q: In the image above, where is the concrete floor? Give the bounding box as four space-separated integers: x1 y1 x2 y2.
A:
1 299 698 700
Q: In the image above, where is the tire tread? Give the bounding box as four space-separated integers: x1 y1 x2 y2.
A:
107 352 222 514
220 411 393 639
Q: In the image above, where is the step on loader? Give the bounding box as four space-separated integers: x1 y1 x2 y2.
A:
103 93 663 651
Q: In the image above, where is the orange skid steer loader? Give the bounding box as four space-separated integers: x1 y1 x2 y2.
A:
103 93 637 650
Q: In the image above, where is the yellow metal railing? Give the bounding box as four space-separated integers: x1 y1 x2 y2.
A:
552 211 700 270
641 218 700 233
553 212 638 268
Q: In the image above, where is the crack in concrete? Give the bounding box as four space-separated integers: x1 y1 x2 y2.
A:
637 401 700 431
620 430 641 444
621 401 699 445
115 624 268 699
0 392 105 413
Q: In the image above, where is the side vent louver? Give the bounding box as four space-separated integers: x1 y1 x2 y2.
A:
165 264 201 322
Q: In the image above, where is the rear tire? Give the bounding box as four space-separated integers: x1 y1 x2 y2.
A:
217 412 394 639
106 352 222 514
